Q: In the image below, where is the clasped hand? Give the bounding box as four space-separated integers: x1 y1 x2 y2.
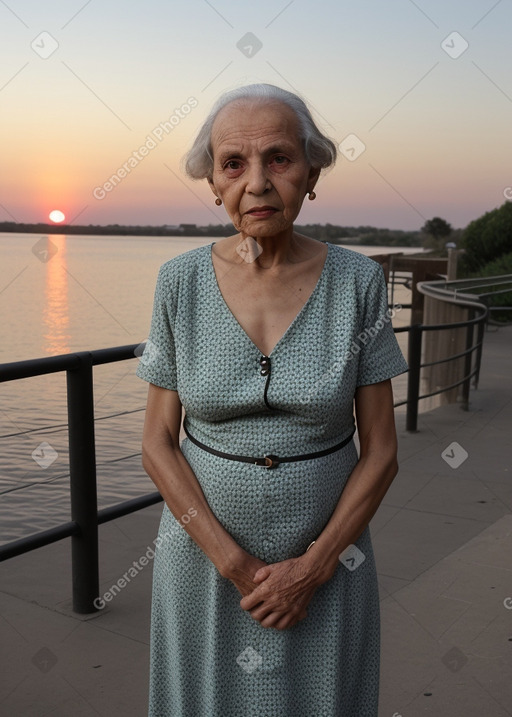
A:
234 555 322 631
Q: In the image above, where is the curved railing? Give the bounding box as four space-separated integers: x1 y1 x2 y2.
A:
443 274 512 325
394 279 489 431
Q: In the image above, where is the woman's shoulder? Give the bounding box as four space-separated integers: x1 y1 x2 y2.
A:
327 242 383 277
157 242 210 283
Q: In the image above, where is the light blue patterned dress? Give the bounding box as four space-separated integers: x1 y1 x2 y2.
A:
135 241 408 717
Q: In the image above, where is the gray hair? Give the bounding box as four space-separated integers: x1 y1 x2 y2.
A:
183 83 337 180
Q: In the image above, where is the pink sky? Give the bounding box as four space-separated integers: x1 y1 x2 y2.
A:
1 0 511 230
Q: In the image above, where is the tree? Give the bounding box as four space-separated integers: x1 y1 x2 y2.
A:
459 202 512 274
421 217 452 251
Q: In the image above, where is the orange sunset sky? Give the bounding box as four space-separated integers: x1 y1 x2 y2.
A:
1 0 511 230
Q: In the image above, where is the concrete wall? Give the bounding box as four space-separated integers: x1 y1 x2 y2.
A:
421 296 469 412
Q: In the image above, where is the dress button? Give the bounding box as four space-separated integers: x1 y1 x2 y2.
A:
260 368 269 376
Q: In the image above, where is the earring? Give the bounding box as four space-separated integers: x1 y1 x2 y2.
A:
308 191 316 201
215 198 222 206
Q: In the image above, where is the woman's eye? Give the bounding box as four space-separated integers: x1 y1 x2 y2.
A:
225 160 241 170
272 155 289 165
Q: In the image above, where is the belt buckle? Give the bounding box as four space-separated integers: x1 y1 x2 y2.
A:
255 454 279 469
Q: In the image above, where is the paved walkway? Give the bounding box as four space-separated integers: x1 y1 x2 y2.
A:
0 326 510 716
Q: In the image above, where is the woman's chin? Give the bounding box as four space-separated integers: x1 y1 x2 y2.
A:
240 216 292 238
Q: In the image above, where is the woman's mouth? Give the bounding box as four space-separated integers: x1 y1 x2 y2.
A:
245 206 278 218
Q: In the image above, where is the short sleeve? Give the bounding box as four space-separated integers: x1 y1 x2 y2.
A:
356 262 409 387
135 264 178 391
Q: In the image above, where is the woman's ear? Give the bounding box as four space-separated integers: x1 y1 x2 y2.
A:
307 166 321 194
207 177 218 198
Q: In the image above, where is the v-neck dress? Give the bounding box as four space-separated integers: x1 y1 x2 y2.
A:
135 241 408 717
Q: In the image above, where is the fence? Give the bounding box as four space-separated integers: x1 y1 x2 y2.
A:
0 287 490 613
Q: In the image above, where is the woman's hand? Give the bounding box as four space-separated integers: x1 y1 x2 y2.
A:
239 556 323 631
225 550 309 629
225 549 269 598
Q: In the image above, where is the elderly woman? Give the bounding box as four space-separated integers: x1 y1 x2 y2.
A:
136 83 408 717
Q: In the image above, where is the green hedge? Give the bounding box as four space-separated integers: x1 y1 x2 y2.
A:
469 251 512 322
459 202 512 274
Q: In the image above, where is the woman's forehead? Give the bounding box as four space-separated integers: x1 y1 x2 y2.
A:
211 99 300 145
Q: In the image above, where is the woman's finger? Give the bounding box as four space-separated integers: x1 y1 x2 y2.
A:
262 607 308 630
258 611 283 628
240 588 269 611
253 566 272 582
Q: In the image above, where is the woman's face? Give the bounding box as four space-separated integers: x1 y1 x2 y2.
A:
208 100 320 239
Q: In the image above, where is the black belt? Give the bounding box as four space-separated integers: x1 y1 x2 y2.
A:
183 422 355 469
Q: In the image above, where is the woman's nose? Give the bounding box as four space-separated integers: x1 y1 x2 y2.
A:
244 161 270 194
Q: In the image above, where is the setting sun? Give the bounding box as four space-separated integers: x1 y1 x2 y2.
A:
49 210 66 223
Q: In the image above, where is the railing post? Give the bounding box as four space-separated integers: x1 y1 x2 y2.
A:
67 353 99 613
461 309 474 410
406 324 422 432
389 255 395 308
474 311 486 389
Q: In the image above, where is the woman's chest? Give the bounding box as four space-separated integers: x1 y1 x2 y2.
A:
211 245 328 357
214 274 318 357
173 273 361 421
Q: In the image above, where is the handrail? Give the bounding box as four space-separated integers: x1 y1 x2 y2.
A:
420 275 512 304
401 279 489 431
423 274 512 292
0 344 139 382
417 279 493 309
0 346 146 613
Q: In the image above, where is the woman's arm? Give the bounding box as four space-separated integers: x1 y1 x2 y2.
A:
141 384 273 597
239 378 400 628
302 378 399 583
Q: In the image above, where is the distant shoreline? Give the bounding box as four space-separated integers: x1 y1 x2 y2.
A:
0 221 424 248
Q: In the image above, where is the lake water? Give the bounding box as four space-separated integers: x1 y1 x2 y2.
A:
0 234 415 543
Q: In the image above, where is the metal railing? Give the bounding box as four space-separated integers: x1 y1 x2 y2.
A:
446 274 512 325
0 346 163 613
0 286 490 612
391 277 490 431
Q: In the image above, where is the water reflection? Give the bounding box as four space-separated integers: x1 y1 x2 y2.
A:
42 235 71 356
